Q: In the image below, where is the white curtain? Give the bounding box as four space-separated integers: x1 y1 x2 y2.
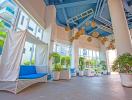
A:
35 44 48 73
35 44 48 66
0 30 27 81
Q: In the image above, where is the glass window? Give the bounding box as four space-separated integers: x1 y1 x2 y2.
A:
89 50 93 58
28 19 36 35
83 49 87 57
31 44 36 65
93 50 96 58
17 11 29 30
21 15 24 25
53 42 71 56
0 0 18 55
0 19 7 55
96 51 99 59
36 26 43 40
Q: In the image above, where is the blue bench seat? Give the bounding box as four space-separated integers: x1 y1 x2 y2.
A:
19 65 47 79
19 73 47 79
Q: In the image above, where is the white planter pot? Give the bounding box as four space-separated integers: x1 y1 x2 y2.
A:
60 69 71 80
85 70 95 76
103 70 108 75
52 71 60 81
79 71 84 76
120 73 132 87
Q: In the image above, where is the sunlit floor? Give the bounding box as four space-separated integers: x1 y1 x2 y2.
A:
0 74 132 100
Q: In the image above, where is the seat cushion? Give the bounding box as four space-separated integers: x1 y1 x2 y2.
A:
70 68 75 73
19 73 48 79
19 65 37 76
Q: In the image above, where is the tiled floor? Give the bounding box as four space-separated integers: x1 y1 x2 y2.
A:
0 74 132 100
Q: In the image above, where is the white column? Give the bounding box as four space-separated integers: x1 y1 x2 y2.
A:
130 29 132 39
45 5 57 72
71 41 75 69
108 0 132 55
99 44 107 62
71 40 79 69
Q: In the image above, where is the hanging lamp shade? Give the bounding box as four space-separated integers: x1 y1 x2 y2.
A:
87 37 92 42
103 37 109 42
111 39 115 43
85 22 89 26
91 21 96 28
98 37 108 45
92 32 99 38
101 40 105 45
107 43 115 50
78 28 85 35
74 34 79 39
79 28 85 35
98 36 102 41
65 25 71 31
76 32 80 36
69 37 74 42
102 37 108 43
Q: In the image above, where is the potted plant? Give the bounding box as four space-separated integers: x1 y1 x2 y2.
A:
49 52 61 80
85 59 96 76
78 57 85 76
52 63 63 80
99 61 108 75
60 56 71 80
112 53 132 87
93 67 102 76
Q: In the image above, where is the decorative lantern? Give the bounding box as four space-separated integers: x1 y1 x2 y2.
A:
107 42 115 50
65 25 71 31
101 40 105 45
81 28 85 34
103 37 109 42
91 21 96 28
85 22 89 26
69 37 74 42
101 37 108 43
98 36 102 41
75 32 81 37
79 28 85 35
111 39 115 43
92 32 99 38
87 37 92 42
98 37 108 45
74 35 79 39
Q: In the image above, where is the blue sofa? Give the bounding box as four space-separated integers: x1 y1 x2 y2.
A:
19 65 47 79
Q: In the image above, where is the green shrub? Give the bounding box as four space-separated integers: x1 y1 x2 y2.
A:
90 59 97 66
99 60 107 71
112 53 132 73
93 67 102 74
61 56 65 66
23 59 35 65
65 56 71 69
53 63 63 72
79 57 85 71
49 52 61 64
24 61 30 65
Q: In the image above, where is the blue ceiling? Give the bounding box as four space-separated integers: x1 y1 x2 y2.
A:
44 0 132 36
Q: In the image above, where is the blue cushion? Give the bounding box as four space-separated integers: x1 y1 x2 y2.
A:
19 73 48 79
70 68 75 73
19 65 37 76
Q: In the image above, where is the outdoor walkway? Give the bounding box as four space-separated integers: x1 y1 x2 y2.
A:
0 74 132 100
